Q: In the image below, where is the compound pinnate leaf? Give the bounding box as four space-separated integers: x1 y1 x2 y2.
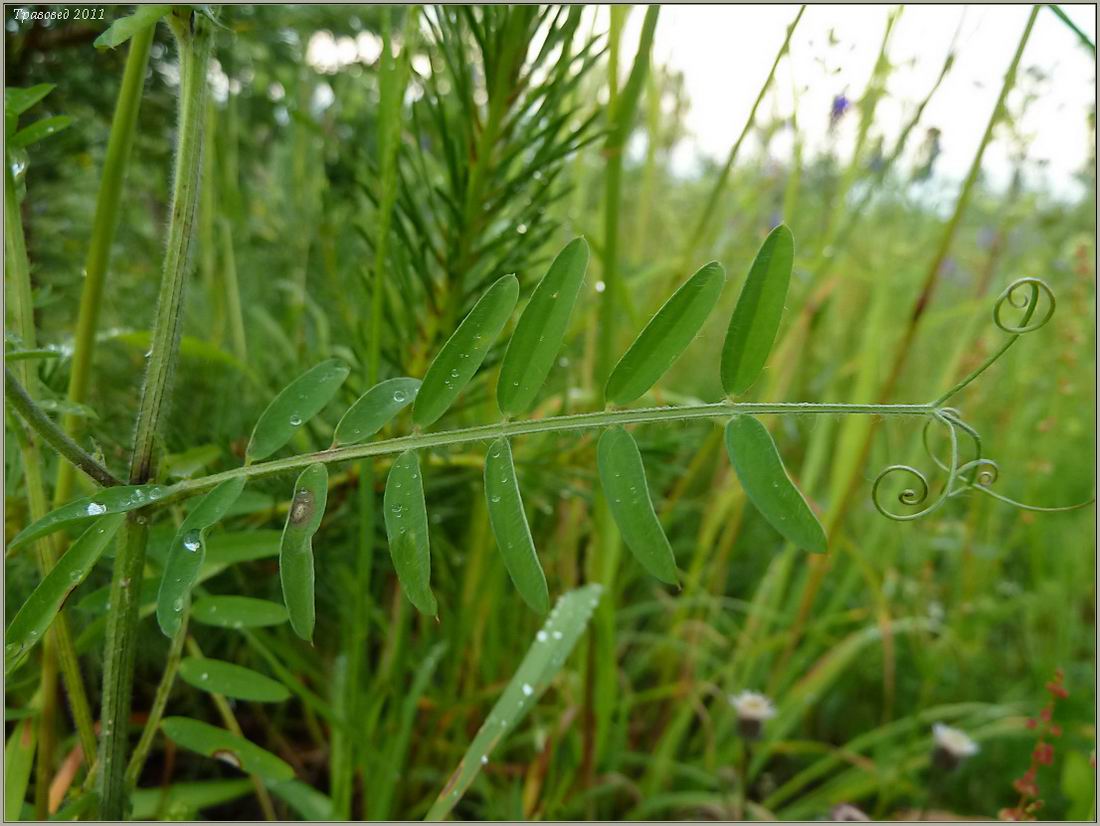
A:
279 463 328 641
597 427 679 584
724 415 827 553
9 484 169 549
191 596 288 629
383 450 437 616
178 657 290 703
721 223 794 396
6 514 125 674
484 438 550 614
246 359 349 462
333 377 420 446
157 478 247 638
426 584 602 821
497 238 589 416
605 261 725 405
413 274 519 427
160 717 294 781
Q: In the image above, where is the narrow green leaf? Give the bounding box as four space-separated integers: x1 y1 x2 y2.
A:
204 530 281 567
8 483 168 549
178 657 290 703
6 514 124 673
4 718 35 820
246 359 349 462
332 377 420 446
156 478 246 638
497 237 589 416
724 415 827 553
721 223 795 396
413 274 519 427
383 450 437 616
279 463 328 641
484 438 549 614
191 596 288 629
5 84 55 118
10 115 74 148
2 347 61 362
160 717 294 781
426 584 603 821
605 261 725 404
94 5 171 49
130 780 251 821
267 779 334 821
596 427 679 584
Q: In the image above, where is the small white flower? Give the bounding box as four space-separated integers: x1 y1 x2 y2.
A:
729 690 777 722
932 723 979 759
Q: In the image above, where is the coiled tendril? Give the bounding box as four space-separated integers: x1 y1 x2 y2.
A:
873 278 1093 522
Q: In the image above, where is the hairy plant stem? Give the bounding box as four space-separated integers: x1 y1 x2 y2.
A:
54 23 154 505
5 368 122 487
6 149 99 800
96 12 212 818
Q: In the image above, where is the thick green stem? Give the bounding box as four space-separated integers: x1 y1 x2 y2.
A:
96 12 212 818
55 24 154 505
5 368 122 487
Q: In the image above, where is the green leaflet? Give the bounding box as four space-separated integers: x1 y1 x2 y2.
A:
724 415 827 553
425 584 602 821
191 596 289 629
8 483 168 549
605 261 725 404
596 427 679 584
156 478 247 638
6 514 125 673
267 779 335 821
160 717 294 781
178 657 290 703
383 450 437 616
497 238 589 416
5 84 55 118
332 377 420 445
93 5 171 49
10 115 74 149
246 359 349 462
4 719 35 820
721 224 795 396
484 438 549 614
130 780 252 821
413 274 519 427
279 463 328 641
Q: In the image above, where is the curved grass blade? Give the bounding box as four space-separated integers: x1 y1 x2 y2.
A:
191 596 288 629
8 483 169 550
160 717 294 781
178 657 290 703
426 584 603 821
267 779 334 821
279 463 328 641
156 478 246 638
246 359 349 462
497 237 589 416
5 514 125 673
383 450 437 616
332 377 420 446
605 261 725 404
724 415 827 553
721 223 794 396
484 438 549 614
130 780 252 821
596 427 679 584
412 274 519 427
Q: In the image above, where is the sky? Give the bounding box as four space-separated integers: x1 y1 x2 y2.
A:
637 4 1097 200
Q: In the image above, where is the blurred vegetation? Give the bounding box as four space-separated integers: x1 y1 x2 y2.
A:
4 4 1096 821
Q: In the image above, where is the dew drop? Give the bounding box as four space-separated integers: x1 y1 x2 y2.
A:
480 755 489 765
490 495 501 503
173 598 183 612
393 390 406 403
536 630 548 642
86 502 107 516
522 683 533 696
182 530 202 552
289 414 302 427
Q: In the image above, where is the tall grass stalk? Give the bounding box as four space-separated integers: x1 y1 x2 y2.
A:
96 12 213 817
